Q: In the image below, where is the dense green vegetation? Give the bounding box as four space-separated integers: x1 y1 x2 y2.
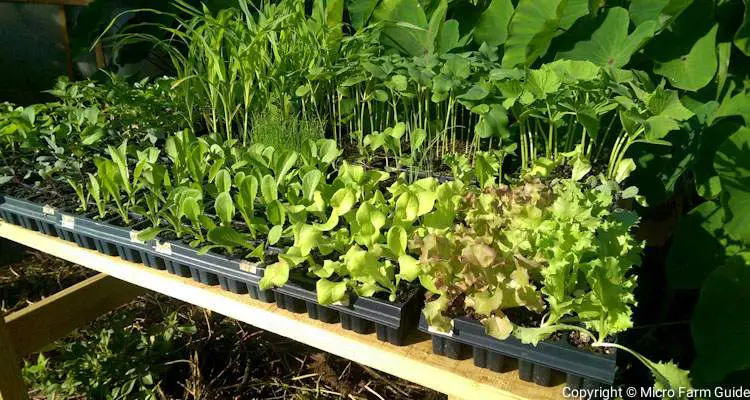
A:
2 0 750 397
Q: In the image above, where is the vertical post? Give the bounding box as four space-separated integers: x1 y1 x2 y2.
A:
0 317 28 400
58 4 74 78
94 42 106 69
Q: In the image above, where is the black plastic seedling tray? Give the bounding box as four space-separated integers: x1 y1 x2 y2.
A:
144 239 275 303
0 195 60 237
418 315 617 388
51 210 155 267
273 278 423 346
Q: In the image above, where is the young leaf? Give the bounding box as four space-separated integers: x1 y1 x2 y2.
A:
215 192 235 227
259 259 290 290
316 279 348 305
260 175 277 203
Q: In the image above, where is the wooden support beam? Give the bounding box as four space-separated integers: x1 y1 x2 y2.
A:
5 274 147 357
0 317 28 400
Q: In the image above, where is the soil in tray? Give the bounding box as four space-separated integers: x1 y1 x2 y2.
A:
568 330 614 355
2 180 79 209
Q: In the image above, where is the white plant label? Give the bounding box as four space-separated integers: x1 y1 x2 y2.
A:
61 215 75 229
155 241 172 255
239 260 259 274
129 230 145 244
42 205 56 215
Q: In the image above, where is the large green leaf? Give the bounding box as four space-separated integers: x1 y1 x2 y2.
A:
348 0 379 29
372 0 428 56
629 0 694 27
502 0 566 68
735 0 750 56
473 0 513 47
425 0 447 55
714 126 750 244
666 201 727 289
691 259 750 384
645 0 718 91
556 7 657 68
693 120 741 199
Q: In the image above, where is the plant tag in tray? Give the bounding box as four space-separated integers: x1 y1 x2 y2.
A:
61 215 75 229
155 241 172 256
129 230 145 244
42 205 56 215
239 260 259 274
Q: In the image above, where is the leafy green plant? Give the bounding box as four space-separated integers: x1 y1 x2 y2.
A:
409 177 643 343
23 312 196 400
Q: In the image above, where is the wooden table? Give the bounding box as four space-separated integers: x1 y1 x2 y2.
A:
0 221 564 400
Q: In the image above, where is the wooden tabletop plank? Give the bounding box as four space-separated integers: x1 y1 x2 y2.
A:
0 221 564 400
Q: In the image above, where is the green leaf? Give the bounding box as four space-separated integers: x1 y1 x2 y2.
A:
735 1 750 56
473 0 514 47
348 0 378 29
425 0 447 55
694 120 740 198
614 158 636 183
645 115 680 141
650 360 693 391
372 0 428 57
572 157 592 181
629 0 693 27
502 0 567 68
268 225 283 245
468 290 504 316
331 187 356 215
397 255 420 282
238 175 258 212
207 226 249 249
526 69 561 99
302 170 322 202
259 260 290 290
556 7 658 68
714 126 750 244
482 315 514 340
691 260 750 384
666 201 727 289
295 224 321 257
214 169 231 193
266 200 286 226
437 20 460 53
260 175 277 203
387 226 408 257
136 227 163 242
646 1 718 91
422 296 453 333
316 279 348 305
215 192 235 226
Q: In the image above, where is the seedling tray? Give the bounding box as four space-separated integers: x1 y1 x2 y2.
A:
145 239 275 303
0 195 59 237
273 278 423 346
418 315 617 389
50 210 156 267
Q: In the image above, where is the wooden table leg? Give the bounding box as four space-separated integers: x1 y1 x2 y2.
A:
0 317 28 400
